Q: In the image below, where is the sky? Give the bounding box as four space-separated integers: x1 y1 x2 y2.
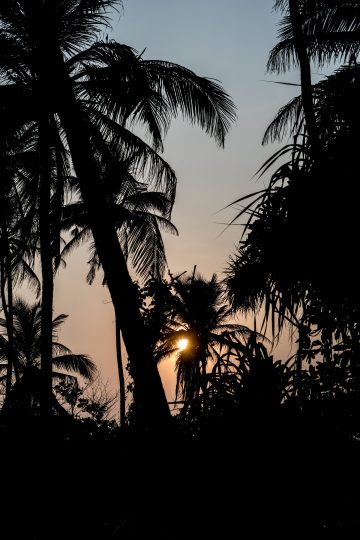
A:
54 0 301 409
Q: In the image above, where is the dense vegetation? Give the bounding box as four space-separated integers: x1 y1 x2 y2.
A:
0 1 359 538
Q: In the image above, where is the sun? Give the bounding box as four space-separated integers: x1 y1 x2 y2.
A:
177 338 189 350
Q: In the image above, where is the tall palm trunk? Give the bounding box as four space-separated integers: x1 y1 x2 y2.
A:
58 71 170 427
0 230 12 400
51 123 66 269
4 245 14 397
0 251 13 398
0 222 20 399
288 0 319 153
288 0 320 382
115 317 126 427
39 116 54 419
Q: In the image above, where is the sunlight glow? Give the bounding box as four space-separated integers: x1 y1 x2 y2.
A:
177 338 189 351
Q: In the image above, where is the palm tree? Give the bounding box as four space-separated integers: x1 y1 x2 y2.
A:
152 271 256 413
227 0 360 313
289 0 319 151
225 2 360 380
0 0 236 426
60 147 178 283
0 114 40 402
57 41 236 426
60 148 178 426
268 0 360 153
0 297 96 416
269 0 360 72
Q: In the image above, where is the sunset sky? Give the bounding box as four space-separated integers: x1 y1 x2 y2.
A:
54 0 302 407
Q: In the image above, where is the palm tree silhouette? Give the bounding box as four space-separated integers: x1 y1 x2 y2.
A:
0 116 40 402
0 0 236 425
226 1 360 380
154 271 256 413
269 0 360 72
0 297 96 416
268 0 360 152
60 149 178 425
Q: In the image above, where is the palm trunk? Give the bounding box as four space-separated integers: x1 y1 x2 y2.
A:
289 0 319 386
0 225 20 398
5 248 15 396
115 317 126 427
51 122 66 270
39 116 54 419
58 70 170 428
288 0 319 154
0 253 13 402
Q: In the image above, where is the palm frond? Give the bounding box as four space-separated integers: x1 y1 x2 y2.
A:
268 1 360 73
143 59 237 147
52 342 73 356
59 226 92 262
11 258 41 297
52 354 97 381
0 363 8 374
262 93 304 144
52 313 69 332
86 110 178 200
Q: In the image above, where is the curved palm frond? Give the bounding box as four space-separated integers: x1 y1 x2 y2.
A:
52 354 96 381
263 62 359 144
59 225 92 263
74 40 237 149
149 271 261 404
11 258 41 297
262 94 304 144
52 342 73 357
268 0 360 73
143 59 237 148
51 313 69 331
0 0 122 57
83 109 178 200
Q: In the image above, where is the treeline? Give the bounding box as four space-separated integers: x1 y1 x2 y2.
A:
0 0 235 430
0 1 360 538
0 0 359 442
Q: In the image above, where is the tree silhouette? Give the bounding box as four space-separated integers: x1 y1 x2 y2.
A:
0 116 40 402
145 271 257 415
269 0 360 71
227 2 359 318
60 149 178 425
0 297 96 416
0 0 236 426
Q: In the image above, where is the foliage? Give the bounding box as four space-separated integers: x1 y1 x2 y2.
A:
137 271 271 418
269 0 360 73
0 0 236 425
226 1 360 337
54 375 119 436
0 2 360 536
0 298 96 415
174 333 293 431
224 0 360 449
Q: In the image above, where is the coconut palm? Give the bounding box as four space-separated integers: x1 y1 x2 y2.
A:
0 116 74 418
226 2 360 381
263 62 359 147
268 0 360 152
0 297 96 415
60 147 178 283
0 0 236 425
269 0 360 73
0 114 41 402
60 148 178 425
227 5 360 324
153 271 257 413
